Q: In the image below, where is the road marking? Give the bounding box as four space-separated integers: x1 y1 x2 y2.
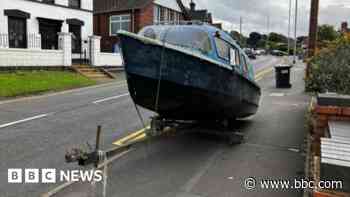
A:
288 148 300 153
0 113 51 129
93 93 130 104
255 67 274 81
269 93 285 97
0 81 127 106
113 126 150 146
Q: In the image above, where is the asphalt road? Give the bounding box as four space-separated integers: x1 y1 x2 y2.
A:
0 55 303 197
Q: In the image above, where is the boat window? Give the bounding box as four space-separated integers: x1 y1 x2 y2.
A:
229 48 240 67
241 55 249 74
164 28 212 55
215 37 230 61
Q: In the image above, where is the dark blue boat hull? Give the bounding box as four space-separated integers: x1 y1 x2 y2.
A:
119 34 261 120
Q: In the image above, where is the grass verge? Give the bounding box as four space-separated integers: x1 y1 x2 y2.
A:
0 70 96 98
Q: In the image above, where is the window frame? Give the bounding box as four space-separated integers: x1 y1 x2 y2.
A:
214 37 231 61
229 47 241 67
109 14 131 36
241 54 249 74
68 0 80 9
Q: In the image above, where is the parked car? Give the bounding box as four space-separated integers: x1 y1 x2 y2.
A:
255 49 266 56
271 50 288 56
244 49 257 59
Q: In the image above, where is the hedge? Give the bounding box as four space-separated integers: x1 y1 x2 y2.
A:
306 35 350 94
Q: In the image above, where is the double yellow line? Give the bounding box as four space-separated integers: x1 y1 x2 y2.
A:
255 67 274 81
113 126 149 146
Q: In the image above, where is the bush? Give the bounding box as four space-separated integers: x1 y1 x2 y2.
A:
306 35 350 94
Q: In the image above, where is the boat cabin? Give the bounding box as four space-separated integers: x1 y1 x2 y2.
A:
139 24 255 81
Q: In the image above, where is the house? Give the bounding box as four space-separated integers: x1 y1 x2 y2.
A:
341 22 349 34
0 0 93 61
182 0 213 23
93 0 184 52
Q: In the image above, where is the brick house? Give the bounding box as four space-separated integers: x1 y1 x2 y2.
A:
93 0 185 52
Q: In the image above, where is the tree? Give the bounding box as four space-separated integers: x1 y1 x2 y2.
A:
317 24 339 42
269 32 288 43
230 30 247 47
247 32 262 49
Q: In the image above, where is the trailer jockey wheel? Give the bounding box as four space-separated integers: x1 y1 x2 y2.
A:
149 116 165 137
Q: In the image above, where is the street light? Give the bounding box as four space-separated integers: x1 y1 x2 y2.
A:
293 0 298 65
287 0 292 57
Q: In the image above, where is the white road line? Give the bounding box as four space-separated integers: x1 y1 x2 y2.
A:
93 93 130 104
0 81 127 106
0 113 51 129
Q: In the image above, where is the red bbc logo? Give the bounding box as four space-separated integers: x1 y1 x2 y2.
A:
8 169 56 183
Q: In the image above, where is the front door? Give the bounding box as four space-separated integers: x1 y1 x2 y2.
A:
69 24 81 53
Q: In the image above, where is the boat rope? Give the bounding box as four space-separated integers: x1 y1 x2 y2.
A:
133 101 146 129
154 28 171 113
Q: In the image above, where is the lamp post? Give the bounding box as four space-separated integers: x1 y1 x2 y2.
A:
287 0 292 57
293 0 298 65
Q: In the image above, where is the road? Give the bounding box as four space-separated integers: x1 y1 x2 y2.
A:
0 55 306 197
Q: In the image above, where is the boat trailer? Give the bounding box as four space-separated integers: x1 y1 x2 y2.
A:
65 117 244 167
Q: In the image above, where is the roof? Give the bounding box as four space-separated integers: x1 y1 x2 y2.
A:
154 0 182 12
94 0 152 14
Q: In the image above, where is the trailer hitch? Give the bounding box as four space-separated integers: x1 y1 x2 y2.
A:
65 126 132 167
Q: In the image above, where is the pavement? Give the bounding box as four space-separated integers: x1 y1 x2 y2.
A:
0 55 309 197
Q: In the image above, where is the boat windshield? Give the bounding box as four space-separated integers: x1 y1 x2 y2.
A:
140 26 212 55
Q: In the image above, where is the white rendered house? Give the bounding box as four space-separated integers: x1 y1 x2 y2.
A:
0 0 93 65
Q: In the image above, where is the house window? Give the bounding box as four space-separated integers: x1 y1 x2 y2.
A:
154 5 161 23
160 7 165 22
8 17 27 48
42 0 55 4
215 37 230 61
110 15 131 35
38 18 62 50
169 11 174 22
69 0 80 8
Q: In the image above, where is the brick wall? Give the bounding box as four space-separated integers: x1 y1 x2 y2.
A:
139 3 154 32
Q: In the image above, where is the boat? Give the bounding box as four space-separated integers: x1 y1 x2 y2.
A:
117 23 261 122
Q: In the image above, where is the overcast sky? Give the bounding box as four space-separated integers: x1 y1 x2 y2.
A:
182 0 350 37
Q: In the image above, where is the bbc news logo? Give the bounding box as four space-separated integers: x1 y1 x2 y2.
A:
8 169 103 183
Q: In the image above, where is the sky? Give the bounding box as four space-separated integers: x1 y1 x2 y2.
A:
182 0 350 37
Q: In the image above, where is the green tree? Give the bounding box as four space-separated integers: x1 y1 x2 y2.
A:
230 30 247 47
317 24 339 42
269 32 288 43
247 32 262 49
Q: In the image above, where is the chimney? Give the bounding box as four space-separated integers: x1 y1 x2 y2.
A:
190 0 196 11
341 22 348 33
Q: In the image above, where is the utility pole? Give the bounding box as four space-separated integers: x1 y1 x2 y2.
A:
239 17 243 45
239 17 242 36
307 0 319 77
265 15 270 51
293 0 298 65
287 0 292 56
